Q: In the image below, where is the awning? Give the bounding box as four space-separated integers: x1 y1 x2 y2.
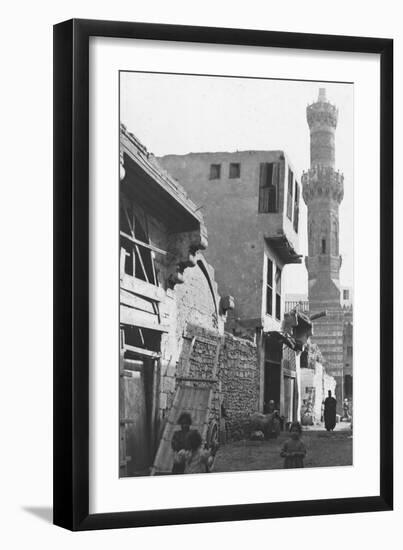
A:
267 330 297 350
264 234 302 264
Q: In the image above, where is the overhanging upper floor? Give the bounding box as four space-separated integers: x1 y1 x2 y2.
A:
264 233 302 265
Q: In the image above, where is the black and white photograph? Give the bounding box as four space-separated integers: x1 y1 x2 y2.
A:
0 0 398 543
119 72 354 478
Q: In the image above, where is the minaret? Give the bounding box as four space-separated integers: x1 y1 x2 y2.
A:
302 88 344 310
302 88 345 409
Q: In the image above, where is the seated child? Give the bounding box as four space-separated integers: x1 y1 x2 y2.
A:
171 412 192 474
280 421 306 469
174 429 217 474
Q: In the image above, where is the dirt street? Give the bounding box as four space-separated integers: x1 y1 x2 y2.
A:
214 429 353 472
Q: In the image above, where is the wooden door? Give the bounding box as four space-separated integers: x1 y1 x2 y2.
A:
120 358 152 476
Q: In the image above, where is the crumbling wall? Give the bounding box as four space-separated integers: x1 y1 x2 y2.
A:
158 257 259 443
174 258 221 335
161 323 259 442
158 255 223 418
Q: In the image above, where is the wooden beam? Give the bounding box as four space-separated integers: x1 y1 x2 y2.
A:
176 376 218 383
120 231 167 256
122 203 134 235
120 274 165 302
124 344 161 358
120 304 169 332
134 243 150 283
120 247 129 281
120 289 156 314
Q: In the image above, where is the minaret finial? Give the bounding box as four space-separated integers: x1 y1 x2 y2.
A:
318 88 327 102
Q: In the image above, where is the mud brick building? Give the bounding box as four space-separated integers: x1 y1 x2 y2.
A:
158 149 312 425
302 88 353 412
119 125 260 477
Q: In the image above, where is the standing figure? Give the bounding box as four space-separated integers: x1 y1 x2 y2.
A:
265 400 282 439
324 390 337 431
171 412 192 474
280 422 306 469
341 398 351 422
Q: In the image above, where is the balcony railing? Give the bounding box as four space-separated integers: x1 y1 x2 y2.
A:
285 300 309 314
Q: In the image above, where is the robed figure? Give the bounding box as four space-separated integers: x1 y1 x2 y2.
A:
324 390 337 431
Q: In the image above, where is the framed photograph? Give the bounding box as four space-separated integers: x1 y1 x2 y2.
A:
53 19 393 530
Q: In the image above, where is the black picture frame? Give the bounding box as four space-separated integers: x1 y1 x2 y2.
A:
53 18 393 531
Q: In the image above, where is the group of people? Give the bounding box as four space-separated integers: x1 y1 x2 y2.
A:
172 411 307 472
171 413 218 474
171 390 341 473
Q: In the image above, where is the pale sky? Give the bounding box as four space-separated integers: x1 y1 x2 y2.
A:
120 72 353 295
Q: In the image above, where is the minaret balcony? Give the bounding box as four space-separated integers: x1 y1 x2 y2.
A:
302 166 344 204
306 101 338 129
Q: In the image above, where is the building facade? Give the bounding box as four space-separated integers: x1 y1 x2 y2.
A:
119 125 262 476
343 304 353 400
159 149 311 424
299 343 336 424
302 88 353 411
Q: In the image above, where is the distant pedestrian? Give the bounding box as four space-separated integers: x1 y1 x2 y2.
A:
341 398 351 422
324 390 337 431
174 429 217 474
301 399 314 426
280 422 306 469
265 400 281 439
171 412 192 474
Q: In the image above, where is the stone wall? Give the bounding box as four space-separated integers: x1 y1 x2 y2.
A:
218 333 259 439
165 322 259 442
134 243 260 443
158 256 224 424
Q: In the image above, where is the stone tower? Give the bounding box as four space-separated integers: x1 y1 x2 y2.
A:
302 88 345 409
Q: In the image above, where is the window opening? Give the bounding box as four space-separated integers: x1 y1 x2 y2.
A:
259 162 279 213
275 266 282 320
293 182 300 233
287 168 293 220
266 257 273 315
209 164 221 180
120 199 165 285
229 163 241 179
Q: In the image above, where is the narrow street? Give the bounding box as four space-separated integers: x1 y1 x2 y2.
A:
214 425 352 472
